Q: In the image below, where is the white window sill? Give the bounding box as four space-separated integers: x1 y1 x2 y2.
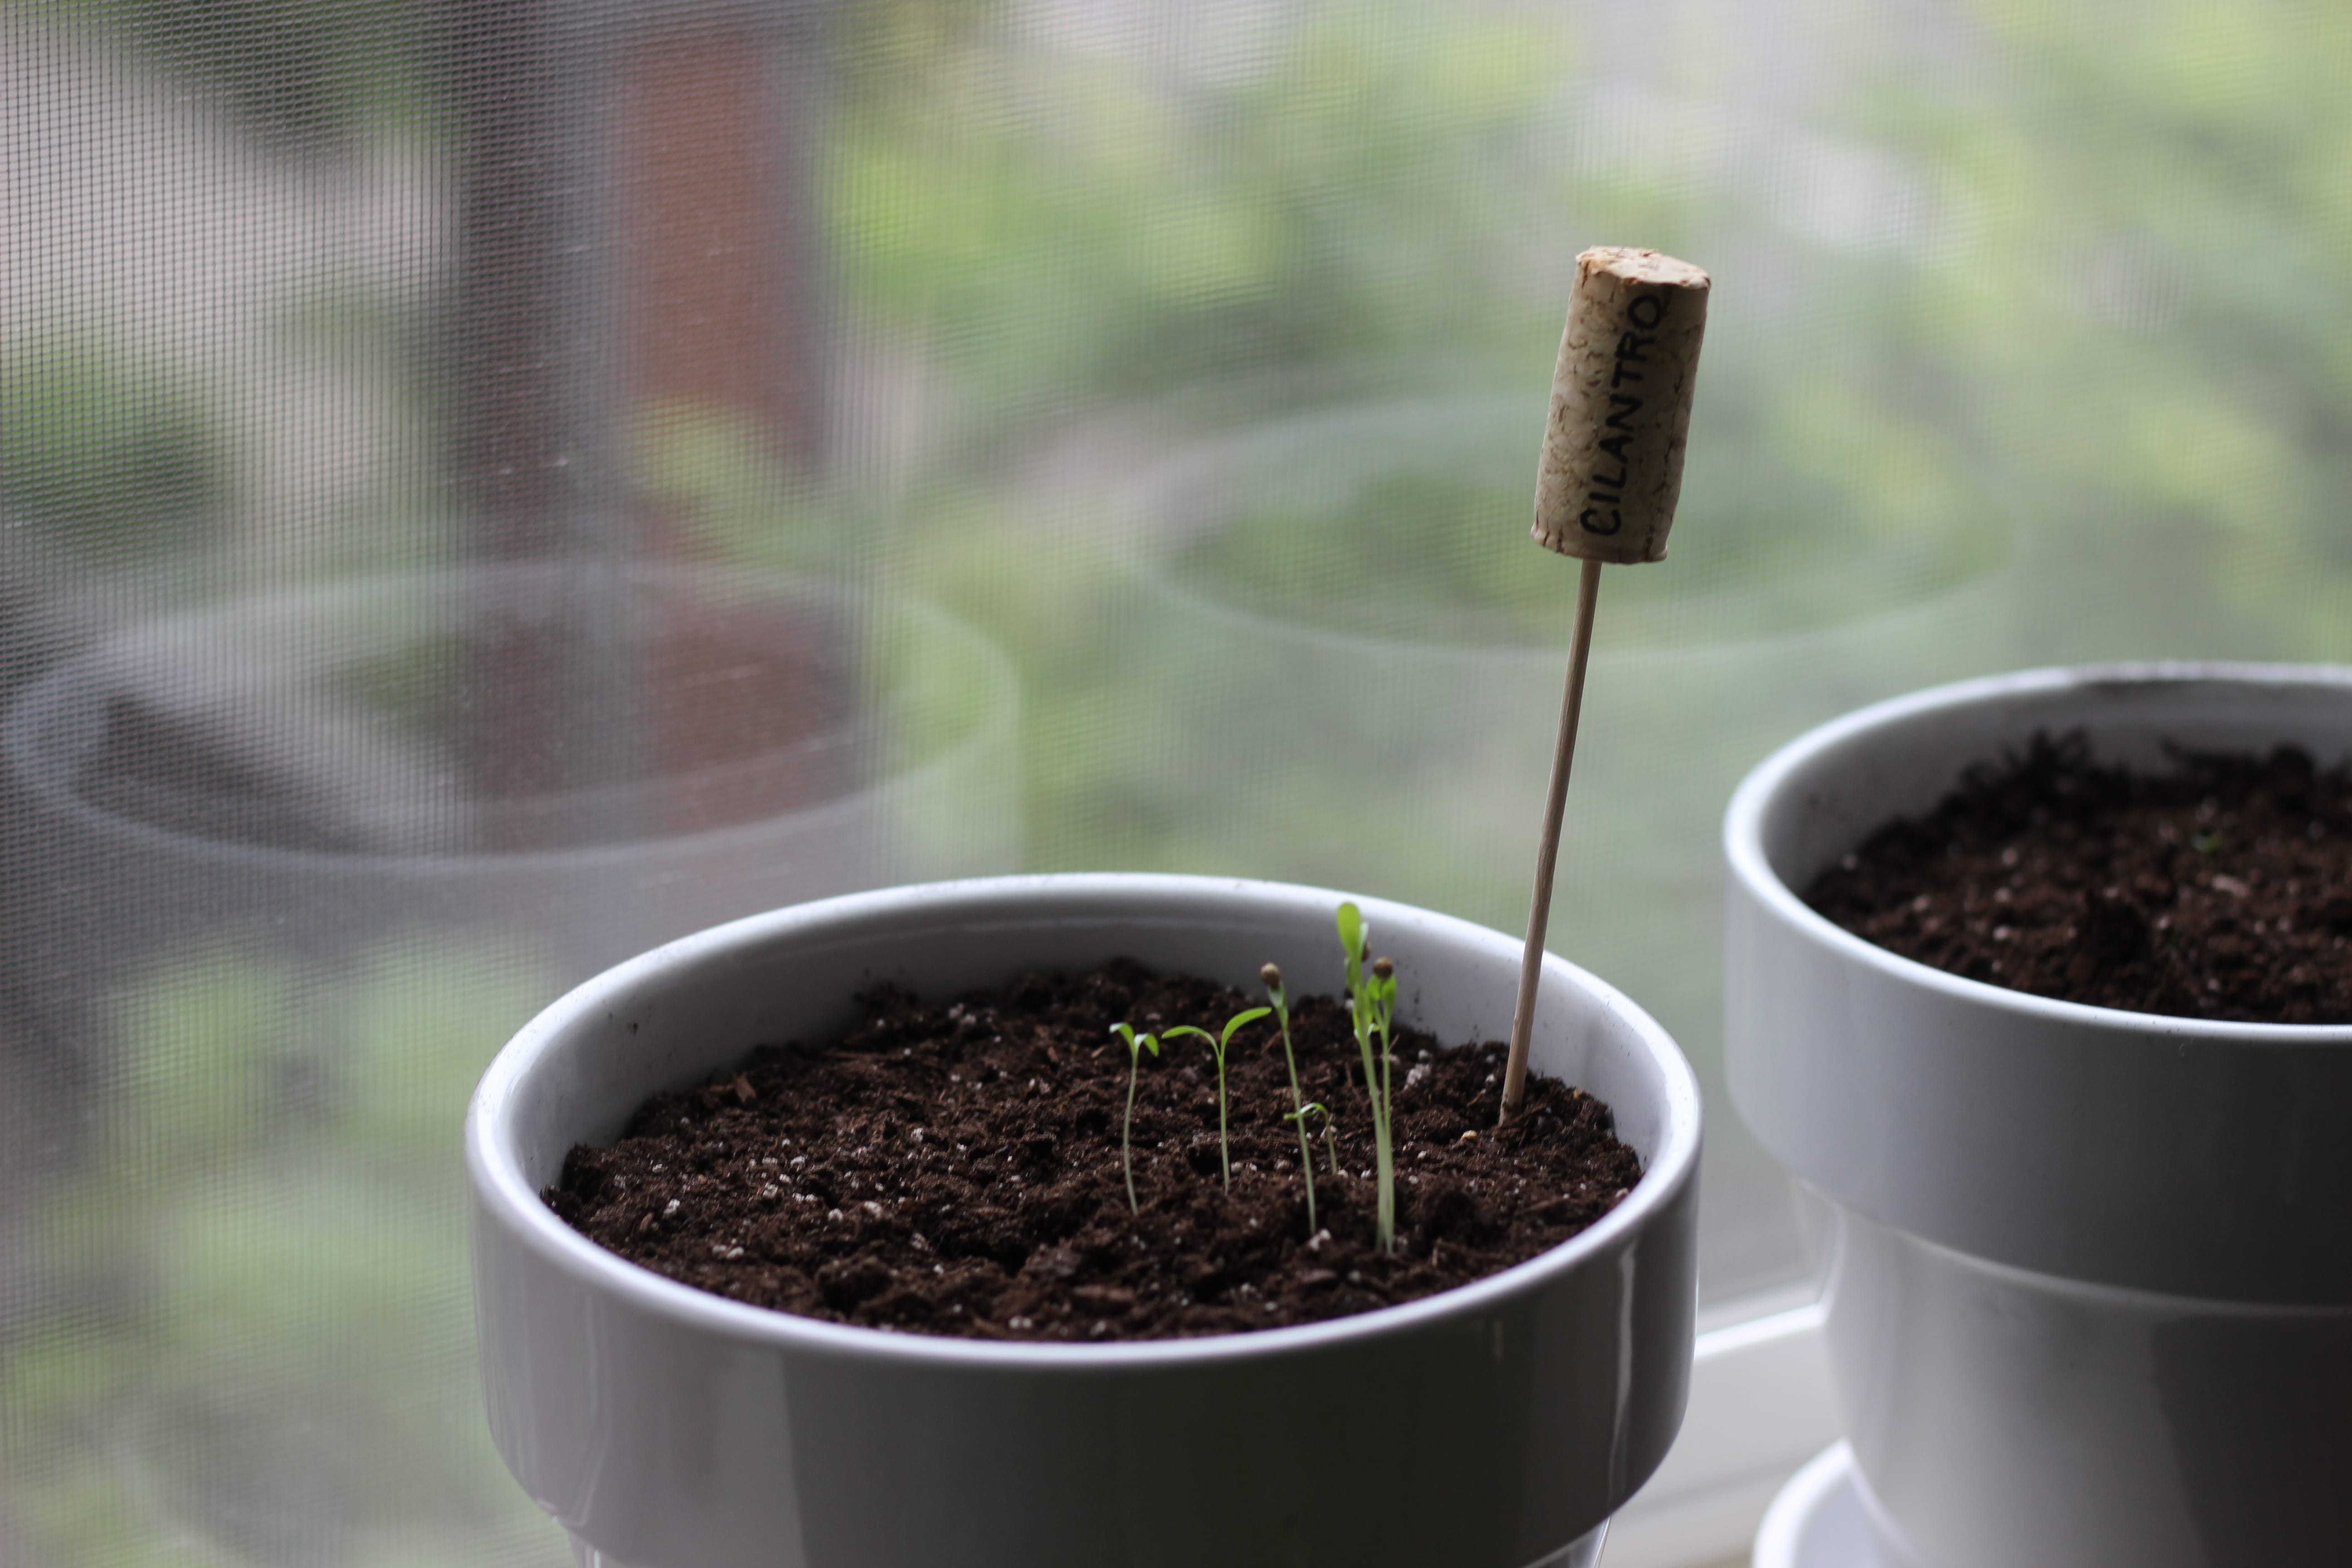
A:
1602 1294 1841 1568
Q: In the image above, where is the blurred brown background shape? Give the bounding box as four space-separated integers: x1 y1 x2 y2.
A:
439 0 840 849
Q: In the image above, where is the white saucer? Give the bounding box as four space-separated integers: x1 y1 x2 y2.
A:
1752 1442 1928 1568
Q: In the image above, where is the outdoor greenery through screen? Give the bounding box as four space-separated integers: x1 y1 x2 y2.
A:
5 1 2350 1563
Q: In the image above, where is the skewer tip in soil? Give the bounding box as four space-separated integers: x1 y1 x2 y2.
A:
1502 248 1709 1125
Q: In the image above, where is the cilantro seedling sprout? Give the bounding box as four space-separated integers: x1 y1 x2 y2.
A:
1262 962 1317 1233
1109 1021 1161 1215
1164 1004 1270 1191
1336 902 1400 1253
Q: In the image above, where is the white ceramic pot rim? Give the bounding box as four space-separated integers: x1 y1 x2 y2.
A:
1725 660 2352 1046
466 872 1702 1373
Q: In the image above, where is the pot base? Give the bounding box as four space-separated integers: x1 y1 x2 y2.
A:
568 1523 1614 1568
1753 1443 1925 1568
1826 1203 2352 1568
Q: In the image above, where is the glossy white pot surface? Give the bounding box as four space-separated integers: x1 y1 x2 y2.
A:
1824 1206 2352 1568
1751 1441 1930 1568
469 874 1701 1568
1724 665 2352 1568
1726 663 2352 1301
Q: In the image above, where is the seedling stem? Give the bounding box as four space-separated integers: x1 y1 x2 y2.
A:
1165 1005 1270 1190
1337 902 1400 1252
1262 963 1316 1233
1108 1022 1161 1215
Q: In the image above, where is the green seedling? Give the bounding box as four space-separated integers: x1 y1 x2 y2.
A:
1336 902 1401 1253
1262 962 1318 1233
1108 1021 1161 1215
1164 1004 1271 1191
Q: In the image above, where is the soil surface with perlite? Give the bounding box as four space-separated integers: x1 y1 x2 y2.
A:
1804 735 2352 1023
546 960 1641 1341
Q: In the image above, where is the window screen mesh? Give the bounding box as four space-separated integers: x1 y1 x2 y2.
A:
5 1 2349 1562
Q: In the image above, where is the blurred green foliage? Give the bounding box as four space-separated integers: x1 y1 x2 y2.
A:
830 4 1600 442
0 937 566 1567
1813 0 2352 662
629 401 863 574
54 0 428 146
0 330 226 562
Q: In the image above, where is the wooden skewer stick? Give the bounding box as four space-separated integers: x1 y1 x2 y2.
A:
1500 247 1710 1126
1501 557 1602 1123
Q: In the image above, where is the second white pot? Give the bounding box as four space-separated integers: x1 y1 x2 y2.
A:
1724 665 2352 1568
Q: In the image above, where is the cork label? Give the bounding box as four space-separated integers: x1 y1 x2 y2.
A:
1579 297 1669 535
1532 249 1709 566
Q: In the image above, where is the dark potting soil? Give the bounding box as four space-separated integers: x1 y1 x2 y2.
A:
1803 734 2352 1023
546 960 1642 1341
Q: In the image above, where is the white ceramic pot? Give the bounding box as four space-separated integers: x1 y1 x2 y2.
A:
1724 664 2352 1568
467 874 1702 1568
1751 1441 1926 1568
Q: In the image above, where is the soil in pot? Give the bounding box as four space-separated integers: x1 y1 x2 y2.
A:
546 958 1641 1341
1803 733 2352 1023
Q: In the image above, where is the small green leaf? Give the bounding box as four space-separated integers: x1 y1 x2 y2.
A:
1219 1005 1272 1047
1337 901 1368 994
2192 832 2222 854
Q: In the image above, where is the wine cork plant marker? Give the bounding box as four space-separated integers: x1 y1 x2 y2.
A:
1499 247 1710 1126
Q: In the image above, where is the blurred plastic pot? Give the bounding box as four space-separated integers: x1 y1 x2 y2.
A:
1 561 1022 1024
